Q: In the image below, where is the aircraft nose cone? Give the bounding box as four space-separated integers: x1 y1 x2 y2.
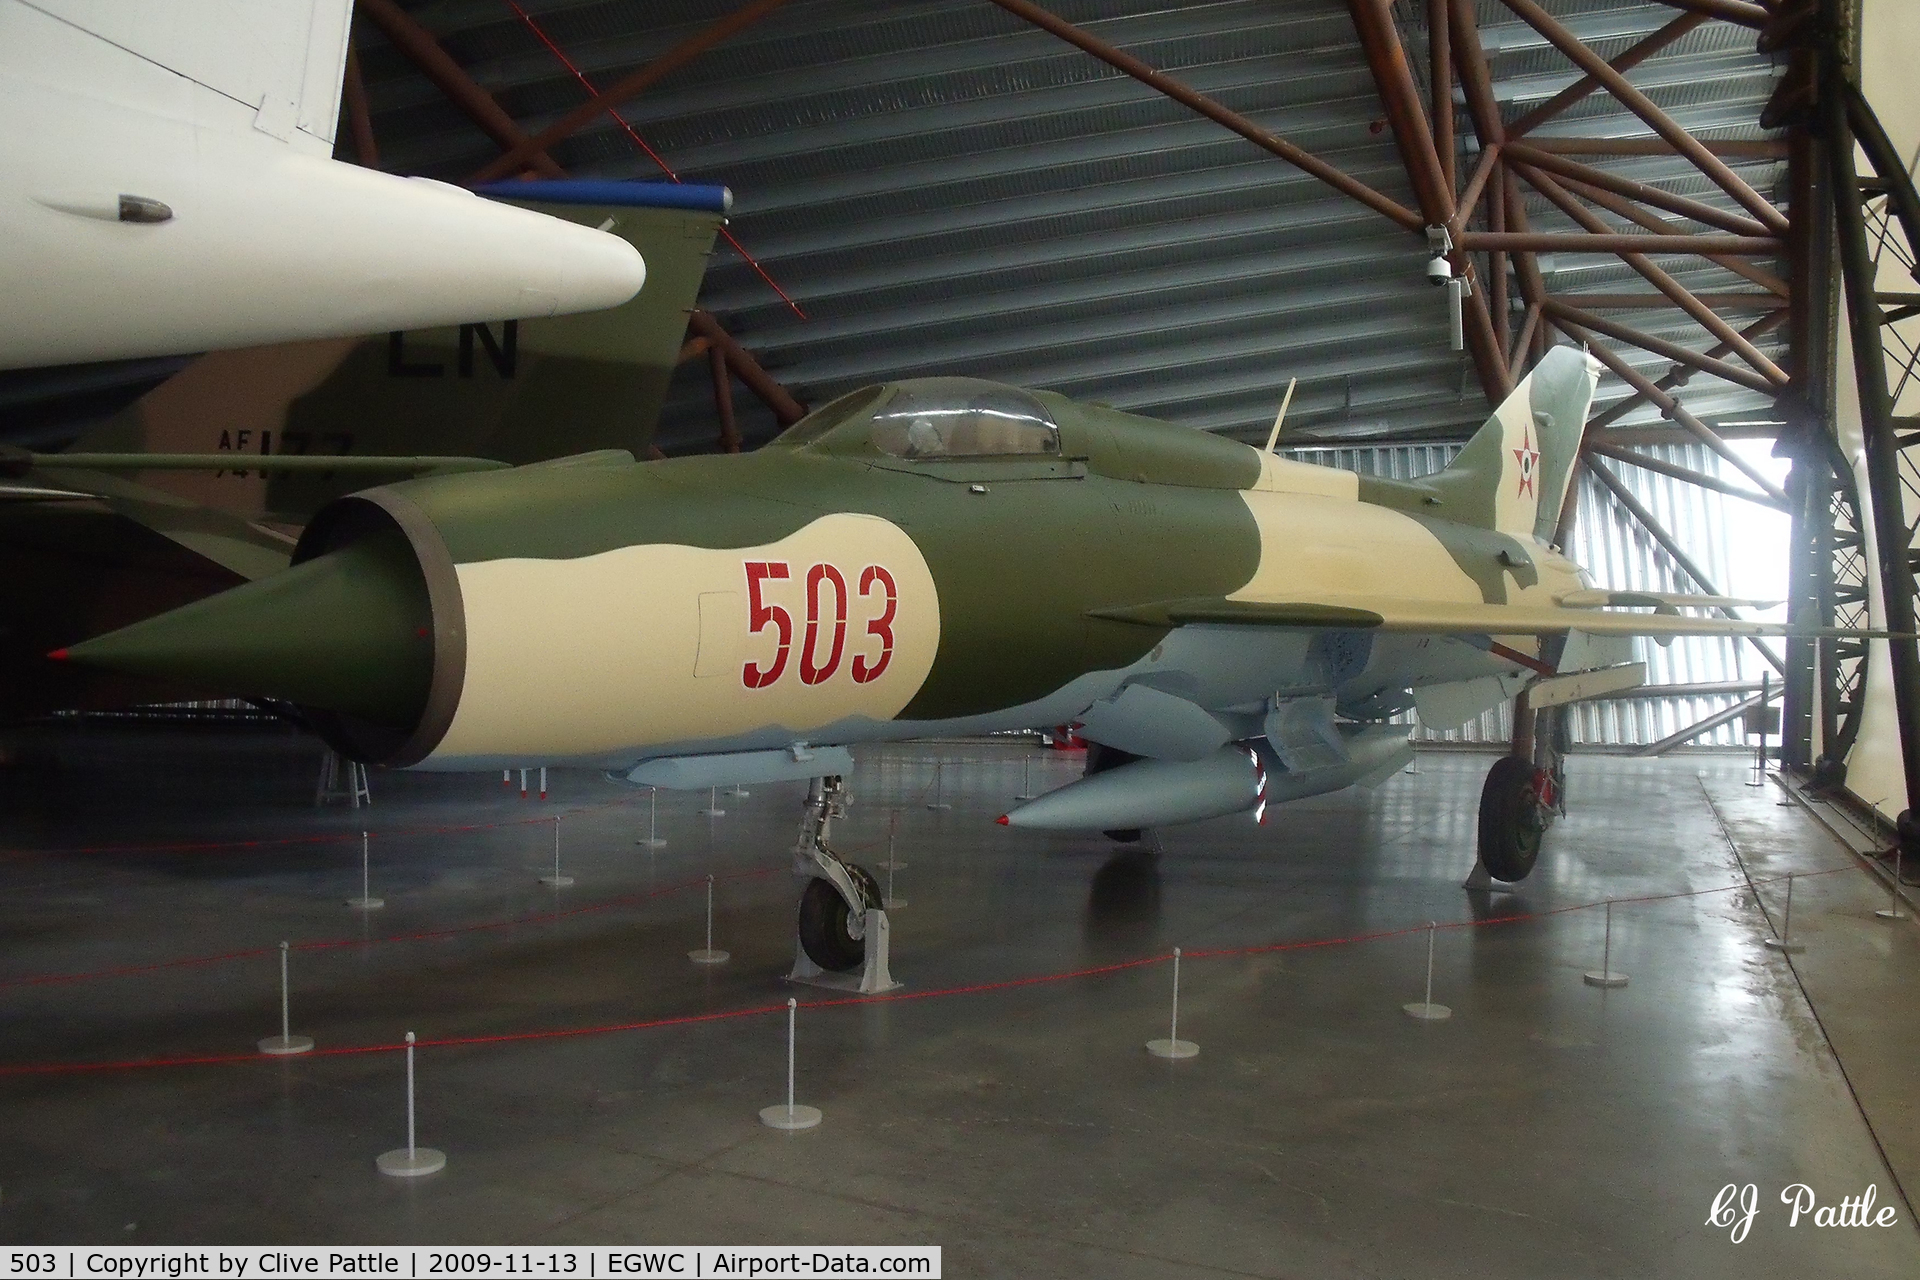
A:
58 528 435 729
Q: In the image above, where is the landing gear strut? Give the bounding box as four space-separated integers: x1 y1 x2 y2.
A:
1473 705 1567 884
787 775 900 993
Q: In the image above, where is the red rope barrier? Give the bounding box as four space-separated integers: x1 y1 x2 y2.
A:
0 865 780 990
0 864 1855 1078
4 794 642 860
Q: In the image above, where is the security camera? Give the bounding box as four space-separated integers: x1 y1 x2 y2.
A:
1427 254 1453 286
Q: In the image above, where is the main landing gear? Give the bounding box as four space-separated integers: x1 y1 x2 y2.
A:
1472 706 1567 885
787 775 901 994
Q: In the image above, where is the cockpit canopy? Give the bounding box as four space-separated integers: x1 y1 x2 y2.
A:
772 378 1060 460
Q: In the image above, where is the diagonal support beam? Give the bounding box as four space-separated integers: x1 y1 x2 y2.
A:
472 0 793 183
687 312 807 427
1647 0 1768 27
1504 141 1771 238
1583 457 1786 676
1588 312 1789 430
1512 160 1790 386
1456 230 1780 254
1498 0 1788 234
1429 0 1453 195
1543 299 1780 396
1586 441 1789 510
990 0 1420 230
1347 0 1510 400
1553 321 1790 504
1508 12 1707 138
1534 164 1791 296
357 0 564 177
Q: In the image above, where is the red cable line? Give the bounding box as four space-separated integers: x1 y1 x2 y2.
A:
502 1 808 319
0 864 1856 1077
0 865 780 990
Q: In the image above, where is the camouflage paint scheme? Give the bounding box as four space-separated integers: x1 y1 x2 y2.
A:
66 344 1784 789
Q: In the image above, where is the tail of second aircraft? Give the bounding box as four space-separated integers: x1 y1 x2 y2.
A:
1424 344 1601 543
65 181 730 525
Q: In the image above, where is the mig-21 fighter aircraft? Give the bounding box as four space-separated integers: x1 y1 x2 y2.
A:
53 345 1827 974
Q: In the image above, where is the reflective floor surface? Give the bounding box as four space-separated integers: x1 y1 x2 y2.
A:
1 724 1917 1277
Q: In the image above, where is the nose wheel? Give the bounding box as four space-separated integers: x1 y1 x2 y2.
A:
787 775 901 993
798 866 881 972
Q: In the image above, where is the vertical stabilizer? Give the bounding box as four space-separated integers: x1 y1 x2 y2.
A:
1424 345 1601 542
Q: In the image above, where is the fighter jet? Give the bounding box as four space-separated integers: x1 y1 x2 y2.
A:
52 345 1829 973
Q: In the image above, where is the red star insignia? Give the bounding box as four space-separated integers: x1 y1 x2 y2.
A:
1513 425 1540 498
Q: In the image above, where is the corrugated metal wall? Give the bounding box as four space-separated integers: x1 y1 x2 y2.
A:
1284 442 1781 748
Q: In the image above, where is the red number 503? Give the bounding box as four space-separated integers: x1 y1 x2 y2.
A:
742 561 896 689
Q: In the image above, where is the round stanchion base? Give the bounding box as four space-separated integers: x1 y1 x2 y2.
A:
538 875 575 888
700 808 726 818
1763 937 1806 953
345 896 385 911
376 1147 446 1178
727 787 751 799
883 897 907 910
1145 1037 1198 1059
635 838 668 849
688 948 730 964
876 860 907 871
759 1104 822 1130
258 1034 314 1056
1402 1001 1452 1021
1875 907 1907 920
1583 970 1629 988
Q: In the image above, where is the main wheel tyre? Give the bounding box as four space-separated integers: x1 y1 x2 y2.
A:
796 866 882 972
1477 755 1545 882
798 877 863 971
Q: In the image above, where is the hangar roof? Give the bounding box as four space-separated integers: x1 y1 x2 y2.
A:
359 0 1787 453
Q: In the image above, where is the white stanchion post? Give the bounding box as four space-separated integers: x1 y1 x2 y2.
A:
539 766 548 801
1403 922 1452 1020
1583 900 1629 987
1765 873 1807 952
877 810 906 872
377 1031 446 1176
884 854 906 910
926 759 950 811
1015 755 1035 803
1879 842 1907 920
519 769 528 799
759 998 822 1129
637 788 667 849
690 874 730 963
258 941 314 1055
347 830 385 910
1146 947 1199 1058
701 785 726 818
539 816 574 887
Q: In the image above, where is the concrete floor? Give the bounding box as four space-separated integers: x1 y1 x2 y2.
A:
1 724 1918 1277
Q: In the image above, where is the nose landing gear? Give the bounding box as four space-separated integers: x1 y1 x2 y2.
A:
787 774 901 994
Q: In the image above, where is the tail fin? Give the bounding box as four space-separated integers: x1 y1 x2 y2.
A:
1425 344 1600 541
67 181 728 524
